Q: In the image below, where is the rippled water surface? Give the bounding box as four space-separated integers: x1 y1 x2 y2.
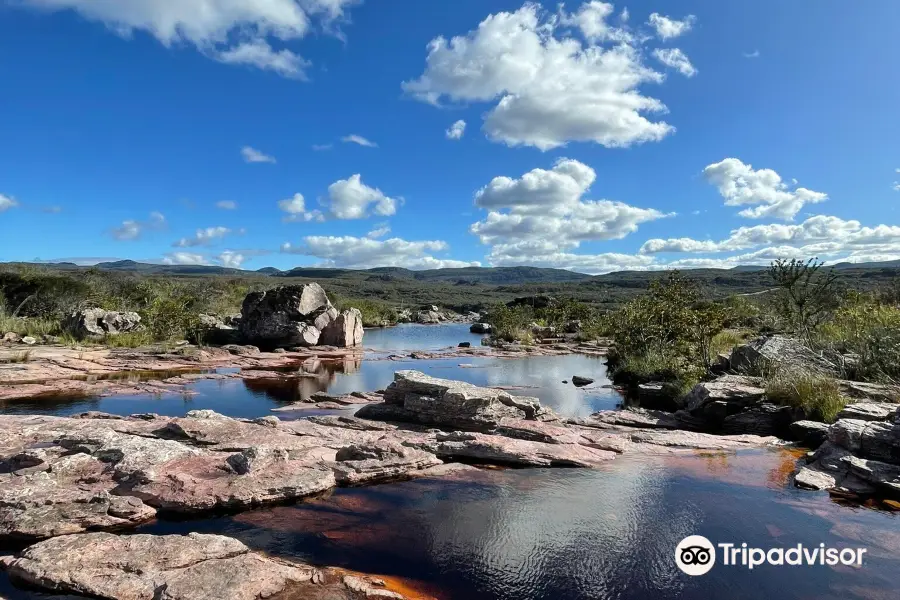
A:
134 450 900 600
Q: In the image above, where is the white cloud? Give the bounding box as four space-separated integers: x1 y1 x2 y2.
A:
647 13 696 40
16 0 359 78
174 226 232 247
743 50 761 59
640 238 721 254
446 119 466 140
0 194 18 212
278 193 324 222
162 249 247 268
217 41 307 78
111 211 166 241
470 158 670 271
312 143 333 151
402 2 688 150
366 223 391 239
217 250 245 268
282 235 480 269
893 181 900 192
241 146 276 164
216 200 237 210
703 158 828 220
558 1 630 43
341 134 377 148
652 48 697 77
326 174 398 219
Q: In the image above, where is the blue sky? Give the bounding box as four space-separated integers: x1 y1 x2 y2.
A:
1 0 899 273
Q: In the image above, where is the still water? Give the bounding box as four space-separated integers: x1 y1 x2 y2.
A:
1 325 899 599
0 355 619 420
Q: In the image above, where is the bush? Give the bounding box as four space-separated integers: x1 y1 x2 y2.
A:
765 372 846 423
332 296 398 327
817 298 900 382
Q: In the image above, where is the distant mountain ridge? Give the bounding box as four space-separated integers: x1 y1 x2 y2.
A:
4 259 900 285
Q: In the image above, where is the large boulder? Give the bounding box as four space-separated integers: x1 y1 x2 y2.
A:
238 284 337 348
63 308 142 339
730 335 838 375
194 314 241 345
415 310 442 324
320 308 364 347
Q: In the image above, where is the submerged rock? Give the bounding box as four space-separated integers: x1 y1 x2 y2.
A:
571 375 594 387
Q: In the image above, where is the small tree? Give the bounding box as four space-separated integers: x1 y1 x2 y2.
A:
768 258 838 339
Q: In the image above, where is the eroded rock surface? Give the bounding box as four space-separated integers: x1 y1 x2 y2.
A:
5 532 420 600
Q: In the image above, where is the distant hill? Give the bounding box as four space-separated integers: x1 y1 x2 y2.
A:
278 265 592 285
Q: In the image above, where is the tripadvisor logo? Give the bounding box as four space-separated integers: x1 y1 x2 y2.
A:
675 535 868 576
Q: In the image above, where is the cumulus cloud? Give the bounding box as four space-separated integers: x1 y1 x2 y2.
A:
241 146 276 164
647 13 696 40
0 193 18 212
640 215 900 270
111 212 166 241
652 48 697 77
402 2 691 150
446 120 466 140
341 134 377 148
162 249 247 268
703 158 828 220
326 174 398 219
16 0 359 78
470 159 670 269
366 223 391 239
216 200 238 210
173 226 232 248
743 50 761 59
282 235 480 269
278 193 324 223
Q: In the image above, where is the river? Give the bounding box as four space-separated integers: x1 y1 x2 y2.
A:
1 324 898 599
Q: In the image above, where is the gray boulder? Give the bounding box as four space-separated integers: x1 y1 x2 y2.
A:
238 284 335 348
195 314 241 345
416 310 442 324
790 420 830 448
730 335 838 375
320 308 364 347
63 308 142 339
680 375 766 413
837 402 899 422
470 322 492 334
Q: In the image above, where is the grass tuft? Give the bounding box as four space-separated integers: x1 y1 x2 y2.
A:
765 372 847 423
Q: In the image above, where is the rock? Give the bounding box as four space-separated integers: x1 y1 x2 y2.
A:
238 284 333 348
396 309 412 323
571 375 594 387
63 308 142 339
195 314 241 346
409 431 616 468
358 370 555 431
415 310 442 324
458 342 471 348
222 344 260 356
730 335 838 375
313 306 340 331
838 380 900 403
837 402 899 422
2 332 21 344
720 403 794 436
21 336 36 345
790 420 830 448
470 322 492 334
795 442 891 497
331 441 442 485
681 375 766 413
565 320 582 333
320 308 364 347
5 532 418 600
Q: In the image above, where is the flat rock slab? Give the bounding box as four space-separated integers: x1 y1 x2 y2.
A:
5 532 421 600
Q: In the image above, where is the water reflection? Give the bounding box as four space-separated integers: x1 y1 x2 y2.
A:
134 450 900 600
364 323 486 352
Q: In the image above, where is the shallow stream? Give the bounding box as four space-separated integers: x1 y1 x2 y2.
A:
1 324 898 599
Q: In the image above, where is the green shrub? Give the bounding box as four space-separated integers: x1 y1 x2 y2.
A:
765 372 846 423
816 298 900 382
332 296 398 327
708 329 747 360
0 316 59 337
